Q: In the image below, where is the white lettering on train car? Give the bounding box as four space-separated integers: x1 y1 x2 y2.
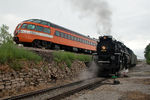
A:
19 30 53 38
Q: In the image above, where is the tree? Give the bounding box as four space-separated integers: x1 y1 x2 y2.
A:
144 43 150 64
0 24 13 44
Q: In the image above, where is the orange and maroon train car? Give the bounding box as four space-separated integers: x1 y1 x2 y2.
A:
14 19 97 53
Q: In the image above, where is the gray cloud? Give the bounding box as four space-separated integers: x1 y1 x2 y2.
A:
68 0 112 35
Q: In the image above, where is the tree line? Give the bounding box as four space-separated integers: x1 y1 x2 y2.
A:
145 43 150 64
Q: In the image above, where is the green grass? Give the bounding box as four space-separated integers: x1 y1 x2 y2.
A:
53 51 92 68
0 43 42 70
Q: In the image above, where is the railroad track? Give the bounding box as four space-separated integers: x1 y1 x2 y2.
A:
3 78 107 100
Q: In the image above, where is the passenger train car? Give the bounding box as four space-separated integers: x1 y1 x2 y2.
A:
13 19 97 53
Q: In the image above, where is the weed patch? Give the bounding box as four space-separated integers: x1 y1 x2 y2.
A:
53 51 91 68
0 43 42 70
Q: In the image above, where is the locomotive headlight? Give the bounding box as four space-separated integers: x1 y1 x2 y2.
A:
101 46 106 50
104 36 107 39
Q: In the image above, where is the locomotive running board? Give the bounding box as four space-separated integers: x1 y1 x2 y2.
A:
98 61 110 63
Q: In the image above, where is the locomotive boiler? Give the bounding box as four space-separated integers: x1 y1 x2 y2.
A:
93 36 137 76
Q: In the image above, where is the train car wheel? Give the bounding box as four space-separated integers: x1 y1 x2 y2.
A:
23 43 30 47
46 42 51 49
54 45 60 50
32 40 41 48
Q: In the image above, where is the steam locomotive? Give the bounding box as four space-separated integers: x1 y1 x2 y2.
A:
93 36 137 76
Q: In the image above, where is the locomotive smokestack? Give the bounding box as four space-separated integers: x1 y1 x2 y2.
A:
68 0 112 35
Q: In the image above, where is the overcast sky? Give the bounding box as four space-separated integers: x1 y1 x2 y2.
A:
0 0 150 59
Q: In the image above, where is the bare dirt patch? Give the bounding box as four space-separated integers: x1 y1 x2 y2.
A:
119 91 150 100
131 78 150 85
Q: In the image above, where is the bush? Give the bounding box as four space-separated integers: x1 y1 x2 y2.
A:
0 24 13 44
0 43 42 69
146 52 150 64
9 60 22 71
53 51 92 68
144 44 150 64
76 54 92 62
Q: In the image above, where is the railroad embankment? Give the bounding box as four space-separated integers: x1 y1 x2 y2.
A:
0 43 91 98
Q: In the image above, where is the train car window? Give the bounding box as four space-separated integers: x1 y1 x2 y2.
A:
70 35 73 40
17 24 21 29
91 42 93 45
43 27 50 34
86 40 88 44
35 26 44 32
41 21 49 26
85 40 86 44
21 24 28 29
33 20 41 23
68 35 71 39
76 37 78 41
83 40 84 43
73 36 75 41
80 39 82 43
61 32 64 38
74 37 76 41
78 38 80 42
79 38 81 42
90 42 92 45
81 39 83 43
28 19 34 22
47 23 51 27
72 36 74 40
80 38 82 43
67 34 69 39
84 40 86 44
82 39 84 43
25 19 34 22
92 42 94 46
55 31 60 36
77 38 79 42
27 24 35 30
64 34 68 39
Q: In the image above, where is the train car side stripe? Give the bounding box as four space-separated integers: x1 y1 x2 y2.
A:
19 30 53 38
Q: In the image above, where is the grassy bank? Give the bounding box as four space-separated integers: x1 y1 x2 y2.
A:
0 43 42 70
53 51 92 68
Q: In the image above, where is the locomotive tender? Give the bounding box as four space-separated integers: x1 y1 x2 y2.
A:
93 36 137 75
13 19 97 53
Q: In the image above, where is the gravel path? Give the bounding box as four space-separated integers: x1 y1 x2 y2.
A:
63 61 150 100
